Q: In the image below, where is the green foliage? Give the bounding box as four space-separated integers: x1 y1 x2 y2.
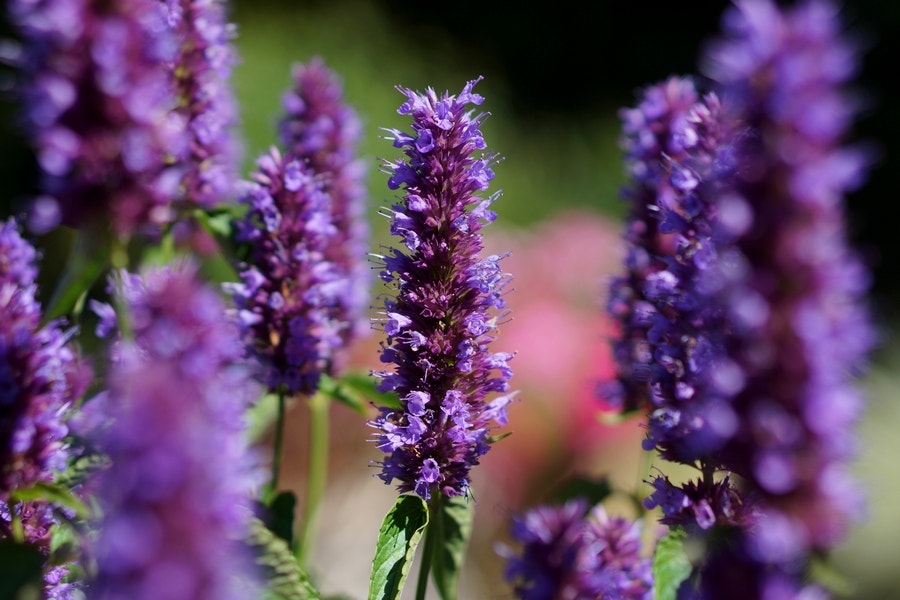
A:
368 495 429 600
0 540 44 600
320 372 402 414
430 494 474 600
266 490 298 548
42 231 110 323
653 528 693 600
10 482 91 520
249 517 321 600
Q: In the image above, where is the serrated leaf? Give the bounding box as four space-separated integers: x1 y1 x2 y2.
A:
11 481 91 519
431 494 474 600
368 495 429 600
248 517 321 600
653 529 693 600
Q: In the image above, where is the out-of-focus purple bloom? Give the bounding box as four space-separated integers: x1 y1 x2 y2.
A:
609 0 872 596
90 261 260 600
278 57 370 348
228 147 343 396
700 0 873 571
606 76 737 463
162 0 241 208
368 78 515 500
499 500 653 600
0 218 89 598
8 0 187 237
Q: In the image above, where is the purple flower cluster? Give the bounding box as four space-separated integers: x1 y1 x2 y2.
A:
369 78 515 500
90 261 260 600
163 0 241 208
0 218 88 598
608 0 872 596
278 57 371 348
8 0 188 237
703 0 873 567
500 500 653 600
229 148 343 396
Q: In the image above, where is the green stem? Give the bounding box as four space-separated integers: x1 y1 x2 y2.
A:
269 392 287 493
296 391 330 567
110 238 134 341
415 495 442 600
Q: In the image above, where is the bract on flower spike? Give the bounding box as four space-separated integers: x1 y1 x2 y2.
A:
368 77 516 500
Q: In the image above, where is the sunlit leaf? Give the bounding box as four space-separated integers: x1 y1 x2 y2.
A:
653 528 693 600
431 494 473 600
368 495 428 600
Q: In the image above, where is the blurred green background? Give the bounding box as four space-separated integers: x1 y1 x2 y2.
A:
2 0 899 597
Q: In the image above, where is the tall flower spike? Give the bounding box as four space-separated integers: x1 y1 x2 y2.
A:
604 76 732 443
91 261 260 600
163 0 241 208
228 147 343 396
369 78 515 500
698 0 873 584
8 0 187 237
612 76 740 466
278 57 371 346
0 218 89 598
499 500 653 600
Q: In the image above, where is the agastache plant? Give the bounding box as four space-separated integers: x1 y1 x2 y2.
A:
370 77 515 501
0 218 89 598
229 148 341 397
606 0 873 597
499 499 653 600
89 261 261 600
7 0 187 237
163 0 241 209
279 57 371 345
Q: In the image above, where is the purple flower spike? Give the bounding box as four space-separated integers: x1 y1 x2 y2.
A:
0 218 89 598
368 78 515 500
499 500 653 600
9 0 187 237
278 57 371 347
702 0 873 568
91 261 260 600
163 0 241 208
228 147 343 396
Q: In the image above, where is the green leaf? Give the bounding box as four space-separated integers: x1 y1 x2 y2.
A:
43 231 110 323
323 371 402 413
368 495 429 600
248 517 321 600
0 540 44 600
653 529 693 600
10 481 91 519
266 491 298 548
431 494 474 600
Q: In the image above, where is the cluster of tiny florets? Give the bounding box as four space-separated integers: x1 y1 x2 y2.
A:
369 78 515 500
